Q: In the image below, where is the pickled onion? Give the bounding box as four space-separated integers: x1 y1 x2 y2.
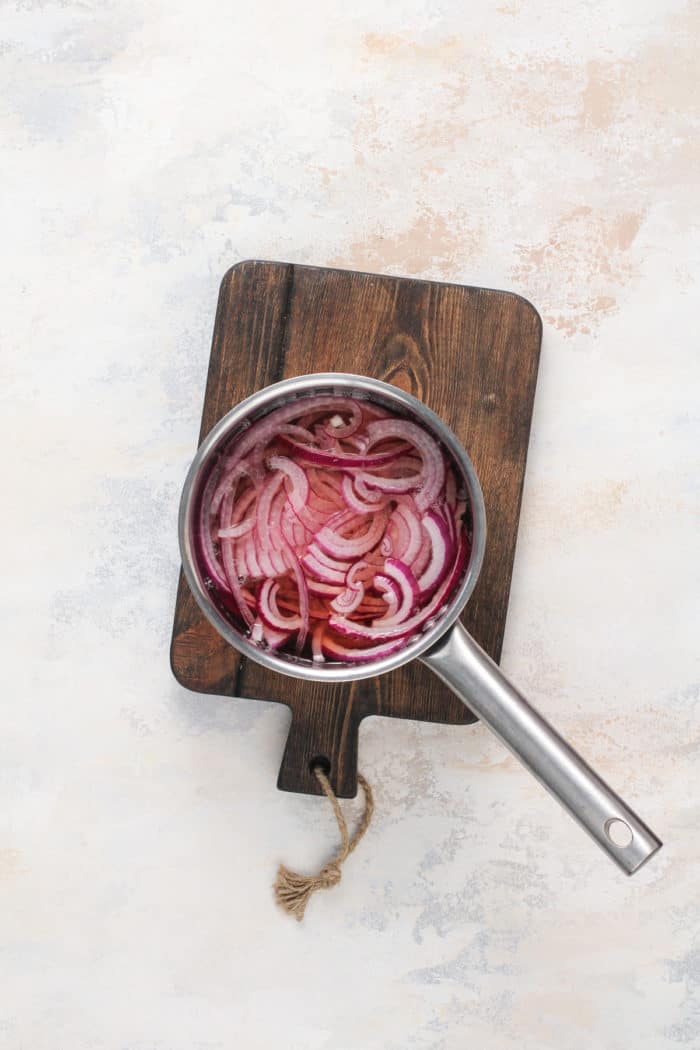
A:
195 395 470 663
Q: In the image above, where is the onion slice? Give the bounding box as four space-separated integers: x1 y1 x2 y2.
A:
316 511 388 559
417 510 453 595
372 559 418 626
364 419 445 512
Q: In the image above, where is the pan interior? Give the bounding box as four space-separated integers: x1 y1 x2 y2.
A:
179 374 486 683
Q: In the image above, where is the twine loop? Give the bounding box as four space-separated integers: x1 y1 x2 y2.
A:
274 767 374 921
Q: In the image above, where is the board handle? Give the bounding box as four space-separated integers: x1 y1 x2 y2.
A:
277 697 361 798
421 621 662 875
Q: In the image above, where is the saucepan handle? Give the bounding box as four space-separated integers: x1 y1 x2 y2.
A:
420 621 662 874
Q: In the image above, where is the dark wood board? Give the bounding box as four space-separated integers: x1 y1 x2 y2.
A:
170 261 542 797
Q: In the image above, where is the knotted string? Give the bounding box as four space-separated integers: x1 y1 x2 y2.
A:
274 767 374 921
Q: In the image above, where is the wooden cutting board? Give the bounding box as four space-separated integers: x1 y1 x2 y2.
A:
170 261 541 797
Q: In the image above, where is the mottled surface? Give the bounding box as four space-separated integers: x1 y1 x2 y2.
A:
1 2 698 1048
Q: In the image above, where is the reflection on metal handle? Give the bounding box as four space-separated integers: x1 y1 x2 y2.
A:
420 621 662 875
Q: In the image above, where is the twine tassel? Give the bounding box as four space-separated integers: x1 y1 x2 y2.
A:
274 769 374 921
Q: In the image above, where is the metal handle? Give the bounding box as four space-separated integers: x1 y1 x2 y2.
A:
420 621 662 875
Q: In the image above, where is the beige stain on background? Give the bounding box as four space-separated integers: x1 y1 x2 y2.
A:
362 32 462 64
336 33 482 275
527 478 633 535
337 14 699 339
411 72 472 153
356 36 473 159
0 848 25 879
332 210 479 277
512 207 644 335
483 55 578 129
580 60 622 131
580 29 700 133
352 97 391 168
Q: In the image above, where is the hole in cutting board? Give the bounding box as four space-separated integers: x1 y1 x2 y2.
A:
310 755 331 775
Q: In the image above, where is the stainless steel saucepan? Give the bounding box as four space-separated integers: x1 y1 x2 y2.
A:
179 373 662 875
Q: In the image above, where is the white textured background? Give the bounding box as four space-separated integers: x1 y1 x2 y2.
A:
1 2 699 1048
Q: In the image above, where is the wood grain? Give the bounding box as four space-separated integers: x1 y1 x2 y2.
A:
170 261 542 797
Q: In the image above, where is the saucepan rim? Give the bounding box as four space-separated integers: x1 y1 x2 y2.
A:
178 373 487 682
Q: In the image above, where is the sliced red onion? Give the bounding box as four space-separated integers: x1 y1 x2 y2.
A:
198 504 230 591
372 559 418 626
322 400 362 438
218 519 253 540
255 473 285 547
271 545 290 576
370 454 423 477
263 623 293 650
308 469 345 507
330 583 365 614
269 454 337 535
342 435 369 453
278 424 317 444
241 586 257 608
279 436 408 470
196 393 470 664
372 575 400 619
439 501 456 545
255 545 276 579
356 470 420 495
417 510 453 595
341 474 389 514
347 560 372 587
311 624 326 662
232 396 357 458
305 543 351 574
316 511 388 559
360 402 392 419
266 490 288 552
280 504 308 550
328 546 463 643
295 519 311 548
306 579 344 598
321 634 407 663
394 503 422 563
365 419 445 511
308 491 342 516
210 458 255 518
247 538 265 580
199 465 243 585
235 538 250 580
351 474 386 504
281 545 309 651
312 424 335 450
267 455 308 513
300 552 347 585
217 486 257 541
211 396 354 511
411 526 433 579
258 579 303 630
220 536 254 628
355 598 391 617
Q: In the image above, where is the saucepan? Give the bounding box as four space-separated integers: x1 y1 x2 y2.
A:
178 373 662 875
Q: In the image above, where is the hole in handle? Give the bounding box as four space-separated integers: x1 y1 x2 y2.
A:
605 818 633 848
309 755 331 775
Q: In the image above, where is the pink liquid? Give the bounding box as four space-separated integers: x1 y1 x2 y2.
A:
195 394 471 664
